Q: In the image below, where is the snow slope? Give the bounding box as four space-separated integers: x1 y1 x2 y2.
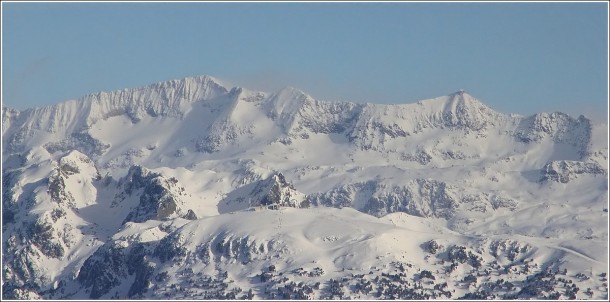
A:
2 75 608 299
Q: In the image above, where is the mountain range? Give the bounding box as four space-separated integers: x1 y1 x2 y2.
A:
2 75 608 299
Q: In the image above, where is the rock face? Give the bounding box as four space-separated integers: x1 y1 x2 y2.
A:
308 179 517 219
266 87 362 140
251 173 308 208
2 75 608 300
515 112 591 147
1 150 195 300
541 160 607 183
2 150 100 299
120 166 192 223
77 241 156 299
44 132 110 157
219 173 308 212
77 241 131 299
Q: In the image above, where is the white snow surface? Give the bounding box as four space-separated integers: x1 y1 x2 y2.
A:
1 75 608 299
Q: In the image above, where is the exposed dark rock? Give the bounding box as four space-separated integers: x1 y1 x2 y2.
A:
183 209 198 220
220 172 308 211
514 112 591 151
121 166 191 223
424 240 442 254
309 179 460 219
541 160 607 183
47 169 74 206
77 243 128 299
44 132 110 156
27 218 64 259
154 233 187 263
127 244 155 298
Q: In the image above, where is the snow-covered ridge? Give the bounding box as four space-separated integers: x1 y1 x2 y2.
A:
2 75 607 300
3 75 600 161
3 75 228 134
83 75 229 124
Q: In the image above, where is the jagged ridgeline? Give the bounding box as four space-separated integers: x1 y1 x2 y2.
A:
2 75 608 299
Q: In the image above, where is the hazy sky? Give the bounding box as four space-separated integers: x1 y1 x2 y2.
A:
2 2 608 121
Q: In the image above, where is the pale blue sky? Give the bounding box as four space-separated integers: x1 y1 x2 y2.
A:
2 2 608 121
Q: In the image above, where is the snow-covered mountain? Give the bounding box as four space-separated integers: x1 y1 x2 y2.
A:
2 75 608 299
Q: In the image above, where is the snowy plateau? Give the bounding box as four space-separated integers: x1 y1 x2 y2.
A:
1 75 608 300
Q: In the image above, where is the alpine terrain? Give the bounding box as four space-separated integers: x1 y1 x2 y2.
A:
2 75 608 299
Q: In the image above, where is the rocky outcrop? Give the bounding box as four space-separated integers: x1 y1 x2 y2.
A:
541 160 607 183
44 132 110 156
251 173 308 208
121 166 192 223
515 112 591 149
77 241 156 299
2 242 45 299
309 180 459 218
219 173 308 212
308 179 517 219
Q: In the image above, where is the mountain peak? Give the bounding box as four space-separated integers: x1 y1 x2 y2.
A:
450 89 468 96
447 89 482 105
275 86 312 99
84 74 230 101
412 90 490 113
148 74 230 91
3 75 608 300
